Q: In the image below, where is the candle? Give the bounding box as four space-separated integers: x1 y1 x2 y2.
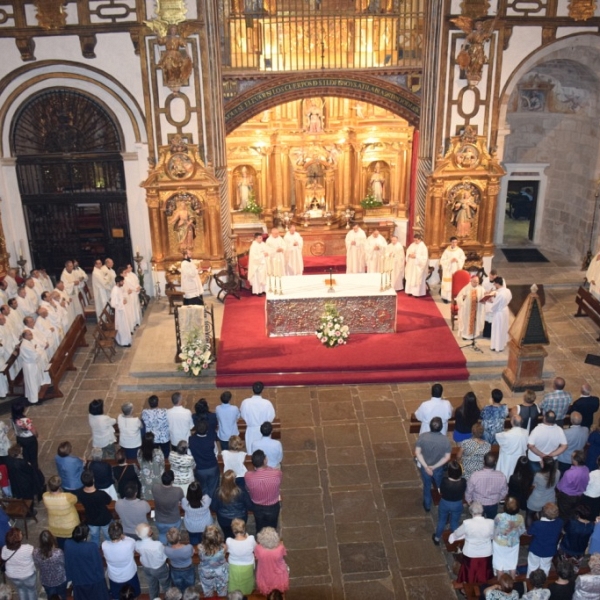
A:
135 246 140 255
19 239 24 259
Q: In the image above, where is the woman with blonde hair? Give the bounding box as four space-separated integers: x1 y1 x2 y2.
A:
198 525 228 598
255 527 289 595
457 423 491 480
42 475 80 549
226 518 256 594
516 389 540 434
211 469 252 539
221 435 248 486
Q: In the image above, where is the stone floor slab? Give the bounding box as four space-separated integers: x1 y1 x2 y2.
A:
344 579 402 600
328 464 370 488
331 490 378 523
338 542 388 574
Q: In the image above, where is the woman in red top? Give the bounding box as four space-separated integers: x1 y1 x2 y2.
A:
254 527 289 595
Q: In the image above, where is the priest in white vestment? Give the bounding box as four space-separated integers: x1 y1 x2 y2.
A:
61 261 84 317
456 274 486 340
404 234 429 297
0 316 17 397
248 233 269 295
345 224 367 274
110 276 132 347
40 270 54 293
4 269 18 298
284 225 304 276
55 282 76 327
365 230 388 273
40 295 65 339
180 250 204 306
51 291 71 332
36 307 60 357
20 329 51 404
266 228 286 278
102 258 117 292
586 250 600 300
92 259 110 318
0 281 8 307
15 288 37 320
388 236 405 291
123 266 142 327
439 237 466 302
489 277 512 352
73 260 89 294
495 414 529 481
23 316 51 360
29 272 45 302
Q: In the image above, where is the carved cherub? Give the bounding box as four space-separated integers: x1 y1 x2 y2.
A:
451 16 496 88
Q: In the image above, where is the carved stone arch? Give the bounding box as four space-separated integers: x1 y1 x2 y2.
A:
224 73 420 133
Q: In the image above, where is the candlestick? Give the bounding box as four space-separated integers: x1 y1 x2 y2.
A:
19 239 24 259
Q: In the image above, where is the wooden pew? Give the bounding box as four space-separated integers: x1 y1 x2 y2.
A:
575 285 600 340
238 418 281 441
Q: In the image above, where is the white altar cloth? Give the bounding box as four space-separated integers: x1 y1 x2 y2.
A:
265 273 397 336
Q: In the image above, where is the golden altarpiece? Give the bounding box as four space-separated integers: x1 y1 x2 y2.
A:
141 136 223 270
425 127 505 262
226 98 414 255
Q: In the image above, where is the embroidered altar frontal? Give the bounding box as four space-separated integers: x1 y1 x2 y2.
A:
266 273 397 337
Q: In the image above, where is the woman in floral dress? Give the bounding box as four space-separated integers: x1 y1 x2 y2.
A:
480 389 509 444
198 525 228 597
137 432 164 500
457 423 491 480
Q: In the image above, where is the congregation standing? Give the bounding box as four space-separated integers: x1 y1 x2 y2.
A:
414 379 600 599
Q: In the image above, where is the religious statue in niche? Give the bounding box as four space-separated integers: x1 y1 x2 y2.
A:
304 98 324 133
235 166 254 210
157 24 195 92
448 183 481 238
165 192 204 252
368 161 387 203
451 16 496 88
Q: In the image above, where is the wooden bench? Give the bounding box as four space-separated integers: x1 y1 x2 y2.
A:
575 285 600 340
0 497 37 538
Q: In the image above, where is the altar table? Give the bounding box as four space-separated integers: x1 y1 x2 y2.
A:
265 273 397 337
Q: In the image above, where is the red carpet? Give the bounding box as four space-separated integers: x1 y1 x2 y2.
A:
216 291 469 387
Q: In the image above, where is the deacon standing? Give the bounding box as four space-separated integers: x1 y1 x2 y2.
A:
482 269 506 338
92 259 109 318
456 274 486 340
266 227 286 278
180 249 204 306
124 264 142 327
345 223 367 274
388 235 405 291
365 229 388 273
439 237 466 303
110 275 132 347
489 277 512 352
284 224 304 276
248 233 268 295
404 233 429 297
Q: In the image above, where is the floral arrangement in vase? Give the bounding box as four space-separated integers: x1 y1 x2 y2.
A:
316 304 350 348
178 330 213 376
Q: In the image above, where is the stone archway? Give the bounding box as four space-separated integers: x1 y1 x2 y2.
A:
224 73 420 133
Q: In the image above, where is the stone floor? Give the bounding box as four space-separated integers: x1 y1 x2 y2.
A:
2 252 598 599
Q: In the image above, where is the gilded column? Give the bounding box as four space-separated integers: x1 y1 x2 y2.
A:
281 147 291 210
271 140 283 209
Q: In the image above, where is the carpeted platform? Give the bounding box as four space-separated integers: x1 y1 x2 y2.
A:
216 291 469 387
303 254 346 274
502 248 549 263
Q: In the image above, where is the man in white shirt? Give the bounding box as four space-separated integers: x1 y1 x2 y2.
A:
134 523 170 600
439 237 466 303
414 383 453 435
180 249 204 306
266 227 286 278
284 224 304 276
92 259 110 318
527 411 568 471
240 381 275 452
345 223 366 274
365 229 388 273
251 421 283 469
404 233 429 297
166 392 194 448
496 414 529 480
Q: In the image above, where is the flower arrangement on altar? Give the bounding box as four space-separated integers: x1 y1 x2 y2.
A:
360 192 383 209
316 304 350 348
178 330 213 376
242 191 263 215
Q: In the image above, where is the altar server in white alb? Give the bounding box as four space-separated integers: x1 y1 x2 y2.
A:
266 227 286 278
20 329 51 404
284 224 304 276
345 223 366 274
456 274 486 340
586 247 600 300
92 259 110 318
61 260 85 316
404 233 429 297
388 235 405 291
488 277 512 352
248 233 269 295
439 237 466 303
110 275 132 347
180 249 204 306
365 229 388 273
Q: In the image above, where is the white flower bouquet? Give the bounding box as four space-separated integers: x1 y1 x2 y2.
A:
315 304 350 348
178 330 213 376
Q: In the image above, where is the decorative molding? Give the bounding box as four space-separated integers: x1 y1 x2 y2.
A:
569 0 597 21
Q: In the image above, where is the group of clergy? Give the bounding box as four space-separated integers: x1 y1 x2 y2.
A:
345 223 429 296
92 258 142 348
0 260 89 405
248 225 305 295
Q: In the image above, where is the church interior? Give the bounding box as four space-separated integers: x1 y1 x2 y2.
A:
1 0 600 598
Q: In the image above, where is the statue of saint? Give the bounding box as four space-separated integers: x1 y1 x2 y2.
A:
305 99 323 133
451 17 496 88
169 198 197 251
236 166 253 210
158 25 193 92
451 188 479 238
370 162 385 203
